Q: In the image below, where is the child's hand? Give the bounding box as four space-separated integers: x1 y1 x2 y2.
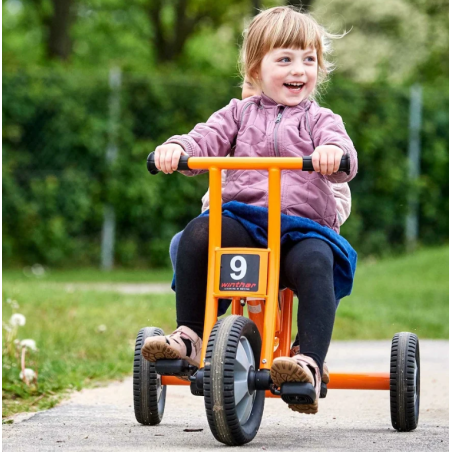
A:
154 144 188 174
310 145 344 175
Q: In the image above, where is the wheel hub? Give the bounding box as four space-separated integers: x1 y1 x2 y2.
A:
234 336 256 425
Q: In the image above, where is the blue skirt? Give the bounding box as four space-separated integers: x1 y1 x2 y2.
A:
171 201 357 316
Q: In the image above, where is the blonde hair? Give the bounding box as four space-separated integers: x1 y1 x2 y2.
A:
240 6 344 99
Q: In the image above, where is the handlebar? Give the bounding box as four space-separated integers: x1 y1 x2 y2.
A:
146 153 350 175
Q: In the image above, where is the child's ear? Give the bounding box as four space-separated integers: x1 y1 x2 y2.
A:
251 68 260 81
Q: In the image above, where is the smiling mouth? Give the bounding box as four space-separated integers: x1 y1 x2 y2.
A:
283 82 304 92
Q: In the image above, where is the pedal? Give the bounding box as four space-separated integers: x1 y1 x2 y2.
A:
320 382 327 399
154 359 197 377
280 382 316 405
189 369 204 396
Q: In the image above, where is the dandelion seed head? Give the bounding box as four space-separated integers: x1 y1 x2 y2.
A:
9 313 26 327
20 339 37 351
31 264 45 277
19 368 37 381
96 324 107 333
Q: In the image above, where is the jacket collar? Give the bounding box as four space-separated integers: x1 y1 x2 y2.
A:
259 92 311 111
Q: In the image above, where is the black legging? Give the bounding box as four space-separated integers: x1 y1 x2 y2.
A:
175 216 336 374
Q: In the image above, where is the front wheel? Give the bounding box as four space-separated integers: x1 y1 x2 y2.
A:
133 327 167 425
390 332 420 431
204 315 265 446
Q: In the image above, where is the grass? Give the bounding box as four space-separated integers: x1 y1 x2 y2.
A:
332 246 449 339
2 246 448 418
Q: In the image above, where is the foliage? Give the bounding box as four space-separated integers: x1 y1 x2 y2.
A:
2 68 448 267
2 0 448 267
325 77 449 255
313 0 448 85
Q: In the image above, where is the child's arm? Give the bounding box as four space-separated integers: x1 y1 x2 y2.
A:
310 108 358 183
155 99 241 176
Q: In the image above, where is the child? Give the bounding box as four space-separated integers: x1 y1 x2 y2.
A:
142 6 357 415
168 77 351 369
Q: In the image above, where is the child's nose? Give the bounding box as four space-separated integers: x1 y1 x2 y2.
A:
291 64 305 76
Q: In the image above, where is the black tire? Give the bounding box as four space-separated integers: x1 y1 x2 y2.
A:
204 315 265 446
390 332 420 431
133 327 167 425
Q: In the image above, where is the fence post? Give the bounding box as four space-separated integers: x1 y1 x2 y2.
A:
405 83 422 252
101 67 122 270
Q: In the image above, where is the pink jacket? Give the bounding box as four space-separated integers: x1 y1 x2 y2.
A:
165 93 357 232
201 172 351 226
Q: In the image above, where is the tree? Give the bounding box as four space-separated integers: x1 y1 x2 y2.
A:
29 0 75 60
312 0 448 85
144 0 246 63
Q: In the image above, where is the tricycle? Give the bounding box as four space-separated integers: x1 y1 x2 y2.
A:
132 153 420 446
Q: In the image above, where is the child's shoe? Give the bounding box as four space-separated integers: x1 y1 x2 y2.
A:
270 354 321 414
141 326 202 368
290 344 329 384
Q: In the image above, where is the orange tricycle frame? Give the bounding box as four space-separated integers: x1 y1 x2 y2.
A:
161 157 389 393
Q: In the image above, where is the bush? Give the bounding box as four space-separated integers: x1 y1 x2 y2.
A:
2 69 448 267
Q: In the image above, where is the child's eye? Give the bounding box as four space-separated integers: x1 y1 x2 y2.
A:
305 56 316 62
279 57 291 63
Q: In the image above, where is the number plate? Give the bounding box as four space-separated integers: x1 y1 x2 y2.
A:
219 254 260 292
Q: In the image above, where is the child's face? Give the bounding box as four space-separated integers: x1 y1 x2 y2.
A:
258 47 318 106
241 79 261 99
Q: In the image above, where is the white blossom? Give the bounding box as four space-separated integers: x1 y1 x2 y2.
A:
20 339 37 351
31 263 45 277
96 324 107 333
9 313 26 327
19 368 37 381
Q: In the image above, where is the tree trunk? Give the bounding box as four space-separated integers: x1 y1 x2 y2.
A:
286 0 314 11
148 0 204 63
47 0 73 60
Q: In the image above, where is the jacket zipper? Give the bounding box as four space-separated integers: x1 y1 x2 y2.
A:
273 107 286 156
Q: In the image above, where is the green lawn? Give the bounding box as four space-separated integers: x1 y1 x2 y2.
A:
2 246 448 418
332 246 449 339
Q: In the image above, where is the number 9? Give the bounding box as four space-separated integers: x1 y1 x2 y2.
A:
230 256 247 280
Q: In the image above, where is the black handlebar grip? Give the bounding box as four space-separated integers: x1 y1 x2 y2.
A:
147 152 190 175
302 154 350 175
147 152 350 175
146 152 159 175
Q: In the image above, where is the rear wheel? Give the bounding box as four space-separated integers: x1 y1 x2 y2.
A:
204 315 265 446
133 327 167 425
390 332 420 431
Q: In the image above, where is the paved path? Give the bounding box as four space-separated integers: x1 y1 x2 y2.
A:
3 340 448 451
64 282 173 295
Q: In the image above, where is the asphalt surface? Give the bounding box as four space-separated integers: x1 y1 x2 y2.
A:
3 340 448 451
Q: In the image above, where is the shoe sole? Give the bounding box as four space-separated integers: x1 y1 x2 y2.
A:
141 340 200 368
271 358 318 414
